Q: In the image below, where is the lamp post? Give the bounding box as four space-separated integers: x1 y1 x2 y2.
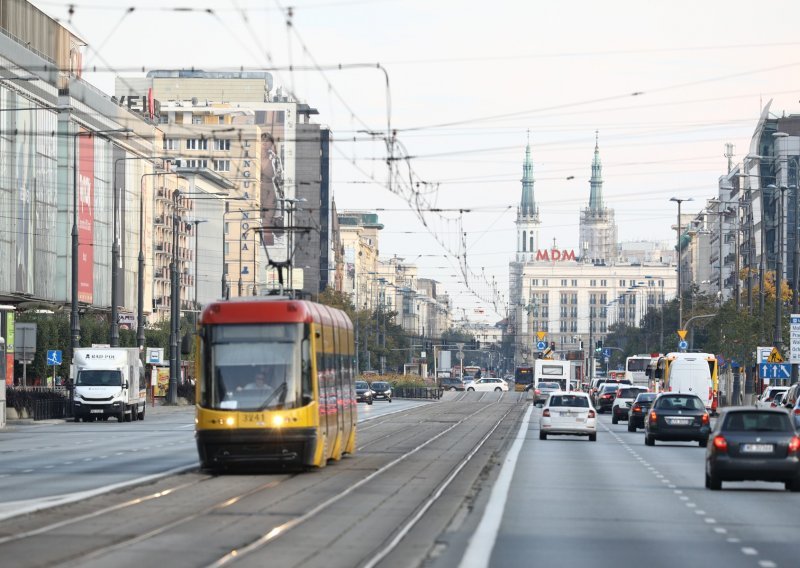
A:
188 219 208 322
768 184 788 348
71 128 130 350
670 197 693 328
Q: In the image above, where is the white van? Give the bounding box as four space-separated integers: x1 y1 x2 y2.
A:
665 356 713 410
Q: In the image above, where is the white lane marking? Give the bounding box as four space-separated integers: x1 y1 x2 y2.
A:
22 469 34 473
714 527 727 534
660 479 670 483
44 465 54 469
459 405 534 568
686 502 696 508
728 537 741 543
680 496 689 501
695 510 706 515
705 518 716 524
64 462 73 465
674 490 683 494
667 484 677 488
741 547 758 556
759 561 777 568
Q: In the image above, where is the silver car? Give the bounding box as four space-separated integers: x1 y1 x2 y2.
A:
534 381 561 406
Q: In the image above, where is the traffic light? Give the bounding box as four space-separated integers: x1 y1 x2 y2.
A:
550 341 555 351
595 340 603 353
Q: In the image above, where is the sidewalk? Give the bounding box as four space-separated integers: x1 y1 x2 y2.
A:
3 399 195 427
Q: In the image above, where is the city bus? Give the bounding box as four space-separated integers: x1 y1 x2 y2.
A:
514 366 533 392
195 296 357 471
625 354 659 389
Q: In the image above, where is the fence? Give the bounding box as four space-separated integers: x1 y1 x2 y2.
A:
392 387 442 400
6 387 72 421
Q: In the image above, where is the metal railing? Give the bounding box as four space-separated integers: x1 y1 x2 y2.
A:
6 387 72 420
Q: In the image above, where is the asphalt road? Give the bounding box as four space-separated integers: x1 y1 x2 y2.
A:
481 408 800 568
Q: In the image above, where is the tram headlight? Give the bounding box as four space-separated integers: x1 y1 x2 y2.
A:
225 416 235 426
272 415 285 427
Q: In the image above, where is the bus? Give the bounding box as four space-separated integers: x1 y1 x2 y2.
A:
534 359 572 391
625 354 659 389
514 366 533 392
655 352 719 412
195 296 357 471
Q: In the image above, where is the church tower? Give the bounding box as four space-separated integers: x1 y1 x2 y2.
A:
516 133 540 262
579 132 618 264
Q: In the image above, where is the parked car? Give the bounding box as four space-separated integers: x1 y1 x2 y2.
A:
756 386 789 409
441 377 466 391
644 393 710 447
628 392 658 432
539 391 597 441
781 383 800 409
466 378 509 392
792 397 800 430
611 386 649 424
594 383 621 413
772 392 786 408
370 381 393 402
533 381 561 406
355 381 373 405
705 407 800 491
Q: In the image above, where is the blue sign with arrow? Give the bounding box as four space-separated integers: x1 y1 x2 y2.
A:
46 350 62 366
536 341 546 350
760 363 791 380
602 348 611 358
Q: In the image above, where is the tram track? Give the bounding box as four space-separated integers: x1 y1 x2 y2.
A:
0 398 524 568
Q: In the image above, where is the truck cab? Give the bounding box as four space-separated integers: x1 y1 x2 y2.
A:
72 348 145 423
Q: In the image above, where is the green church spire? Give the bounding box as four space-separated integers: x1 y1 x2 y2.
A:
589 130 604 211
520 131 537 217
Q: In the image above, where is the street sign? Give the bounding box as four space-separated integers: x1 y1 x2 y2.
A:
46 350 62 366
757 346 773 364
147 347 164 365
536 331 546 341
536 341 546 350
602 348 611 358
678 340 688 351
768 347 784 363
760 363 791 380
791 314 800 364
603 356 609 364
677 329 687 340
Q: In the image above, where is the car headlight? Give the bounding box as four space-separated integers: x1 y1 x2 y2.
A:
371 390 377 394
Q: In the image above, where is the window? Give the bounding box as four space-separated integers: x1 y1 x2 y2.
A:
218 116 225 124
590 294 596 305
224 242 230 255
659 280 665 287
542 279 548 286
522 230 527 252
619 280 625 287
192 115 203 125
601 279 607 286
185 159 208 168
214 159 231 172
163 138 178 150
571 279 578 287
590 279 597 287
531 279 538 286
561 279 568 287
186 138 209 150
560 321 567 332
214 139 231 151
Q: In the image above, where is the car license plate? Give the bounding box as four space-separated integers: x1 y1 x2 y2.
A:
667 417 692 425
742 444 773 453
90 409 104 414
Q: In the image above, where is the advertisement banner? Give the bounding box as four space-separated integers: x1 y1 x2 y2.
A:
5 312 13 386
155 366 170 397
78 133 94 303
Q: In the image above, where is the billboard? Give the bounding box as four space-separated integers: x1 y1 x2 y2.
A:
77 133 94 303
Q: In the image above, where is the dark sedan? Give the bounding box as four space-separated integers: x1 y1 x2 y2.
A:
355 381 373 405
705 408 800 491
441 377 466 391
627 392 657 432
595 383 619 413
644 393 710 446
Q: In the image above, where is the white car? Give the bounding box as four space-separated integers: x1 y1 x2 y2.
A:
539 391 597 441
466 378 509 392
611 386 649 424
756 386 789 409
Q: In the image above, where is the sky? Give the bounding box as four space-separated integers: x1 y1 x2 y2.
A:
33 0 800 323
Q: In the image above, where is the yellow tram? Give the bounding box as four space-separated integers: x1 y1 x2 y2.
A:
195 296 357 470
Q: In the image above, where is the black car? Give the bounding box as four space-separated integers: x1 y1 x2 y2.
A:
705 408 800 491
644 393 710 447
441 377 466 391
628 392 657 432
595 383 620 413
370 381 393 402
355 381 373 404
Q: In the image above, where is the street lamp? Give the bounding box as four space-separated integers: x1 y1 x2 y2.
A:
187 219 208 322
111 154 170 347
766 184 788 348
670 197 693 328
71 127 131 350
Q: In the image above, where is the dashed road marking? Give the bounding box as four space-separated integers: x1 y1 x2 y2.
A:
22 469 34 473
727 537 741 543
759 560 777 568
713 527 727 534
741 547 758 556
704 518 716 524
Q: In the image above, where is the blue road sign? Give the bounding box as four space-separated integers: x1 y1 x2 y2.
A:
678 340 688 350
536 341 547 350
759 363 791 380
46 350 62 366
602 348 611 358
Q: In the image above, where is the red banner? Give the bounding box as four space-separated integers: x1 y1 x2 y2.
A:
78 133 94 303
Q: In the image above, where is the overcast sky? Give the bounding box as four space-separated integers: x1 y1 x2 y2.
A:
35 0 800 322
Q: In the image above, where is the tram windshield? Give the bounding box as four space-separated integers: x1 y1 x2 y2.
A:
202 323 308 411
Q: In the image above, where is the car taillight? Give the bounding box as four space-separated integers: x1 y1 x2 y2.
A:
542 409 550 417
535 389 541 395
632 405 641 413
588 409 596 418
713 435 728 452
794 408 800 416
789 436 800 454
701 413 709 425
649 411 657 423
601 394 611 399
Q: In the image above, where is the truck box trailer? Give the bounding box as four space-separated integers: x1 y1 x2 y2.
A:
71 347 146 422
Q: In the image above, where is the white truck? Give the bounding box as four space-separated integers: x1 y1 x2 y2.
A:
71 347 146 423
